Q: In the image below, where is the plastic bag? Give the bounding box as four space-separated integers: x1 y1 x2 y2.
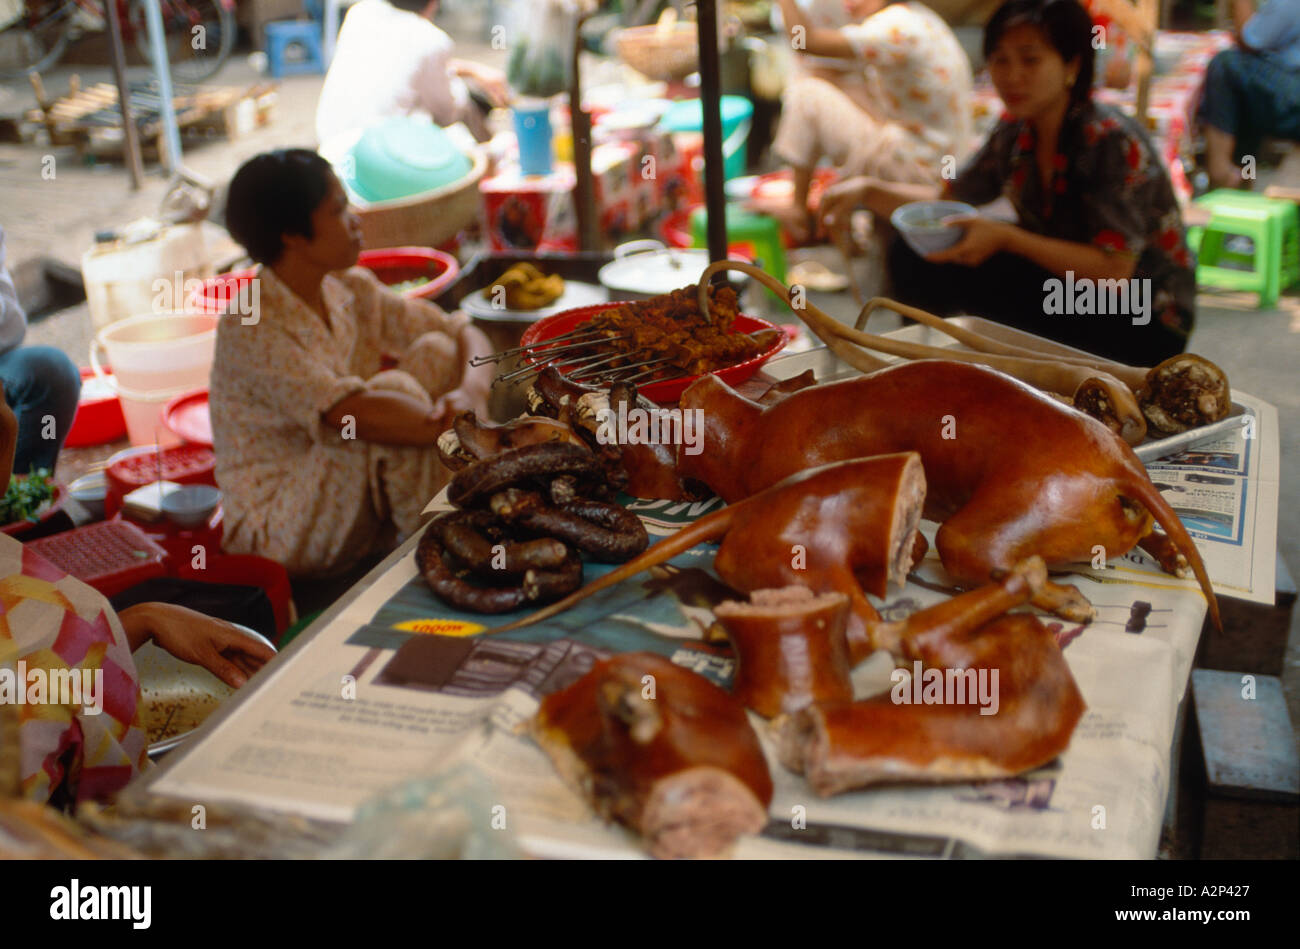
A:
505 0 577 99
320 763 524 860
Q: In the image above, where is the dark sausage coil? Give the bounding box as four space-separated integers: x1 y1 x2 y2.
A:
431 509 570 572
417 511 583 614
448 442 601 508
489 489 649 563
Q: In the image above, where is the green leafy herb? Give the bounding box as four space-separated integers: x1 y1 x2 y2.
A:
0 469 55 526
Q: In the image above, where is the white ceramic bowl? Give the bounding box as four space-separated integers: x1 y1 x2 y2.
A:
69 471 107 520
891 201 978 257
161 483 221 529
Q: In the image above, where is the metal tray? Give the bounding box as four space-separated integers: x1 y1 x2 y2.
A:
137 623 276 758
759 315 1244 462
459 280 607 323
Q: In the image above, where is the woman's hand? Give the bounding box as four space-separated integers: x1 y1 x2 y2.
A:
450 59 510 108
817 175 875 234
926 216 1015 267
119 603 275 689
429 387 485 423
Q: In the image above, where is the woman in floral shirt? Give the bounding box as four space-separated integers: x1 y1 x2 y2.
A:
213 150 494 577
820 0 1195 367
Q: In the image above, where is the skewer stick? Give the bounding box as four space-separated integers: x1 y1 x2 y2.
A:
501 350 620 384
568 351 660 380
470 330 623 366
624 362 685 383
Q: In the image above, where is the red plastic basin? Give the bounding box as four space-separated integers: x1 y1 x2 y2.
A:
358 247 459 300
65 367 127 448
162 389 212 447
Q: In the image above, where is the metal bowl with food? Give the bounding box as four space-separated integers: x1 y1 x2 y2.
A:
136 622 275 757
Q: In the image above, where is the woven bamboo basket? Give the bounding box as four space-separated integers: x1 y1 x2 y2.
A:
352 148 489 250
615 23 699 82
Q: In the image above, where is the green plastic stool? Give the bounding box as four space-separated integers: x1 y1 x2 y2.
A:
689 204 787 285
1187 190 1300 308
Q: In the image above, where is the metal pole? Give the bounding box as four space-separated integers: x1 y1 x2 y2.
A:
140 0 182 172
571 9 598 252
696 0 727 271
104 0 143 189
323 0 341 67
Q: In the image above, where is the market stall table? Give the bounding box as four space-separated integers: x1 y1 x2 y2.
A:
143 330 1279 859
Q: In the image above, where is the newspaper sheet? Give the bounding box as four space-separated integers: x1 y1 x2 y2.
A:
1073 391 1278 605
148 390 1278 857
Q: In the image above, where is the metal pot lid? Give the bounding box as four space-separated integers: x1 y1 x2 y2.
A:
598 241 714 295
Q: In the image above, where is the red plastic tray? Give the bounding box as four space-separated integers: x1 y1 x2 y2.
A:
27 519 170 598
105 444 217 519
65 367 127 448
162 389 212 447
517 303 785 403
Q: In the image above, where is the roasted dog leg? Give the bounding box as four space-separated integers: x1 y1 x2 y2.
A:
530 652 773 859
711 452 927 661
714 588 854 718
718 558 1051 719
777 613 1087 795
497 455 929 659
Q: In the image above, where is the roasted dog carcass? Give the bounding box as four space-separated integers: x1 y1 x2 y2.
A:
530 652 773 859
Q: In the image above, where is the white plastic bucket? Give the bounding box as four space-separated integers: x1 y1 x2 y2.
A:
90 311 218 447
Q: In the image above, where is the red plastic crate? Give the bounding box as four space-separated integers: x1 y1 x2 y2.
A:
27 520 170 598
105 444 217 519
176 553 292 636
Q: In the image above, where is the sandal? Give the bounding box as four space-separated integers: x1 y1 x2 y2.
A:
786 259 850 293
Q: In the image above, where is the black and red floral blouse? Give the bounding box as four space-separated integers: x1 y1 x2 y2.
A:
945 100 1195 344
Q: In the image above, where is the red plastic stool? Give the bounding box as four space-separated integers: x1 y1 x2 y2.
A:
26 520 170 598
175 553 293 637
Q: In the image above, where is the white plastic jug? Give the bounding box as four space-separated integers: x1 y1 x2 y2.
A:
90 311 217 447
81 222 221 332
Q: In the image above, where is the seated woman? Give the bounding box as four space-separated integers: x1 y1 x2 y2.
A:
0 385 273 808
819 0 1194 367
1200 0 1300 190
213 149 493 577
764 0 974 243
0 224 81 477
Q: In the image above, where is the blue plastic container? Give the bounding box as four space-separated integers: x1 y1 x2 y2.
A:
659 95 754 180
513 100 554 177
344 117 473 204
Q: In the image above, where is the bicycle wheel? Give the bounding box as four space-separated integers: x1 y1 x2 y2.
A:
0 0 75 79
128 0 235 84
